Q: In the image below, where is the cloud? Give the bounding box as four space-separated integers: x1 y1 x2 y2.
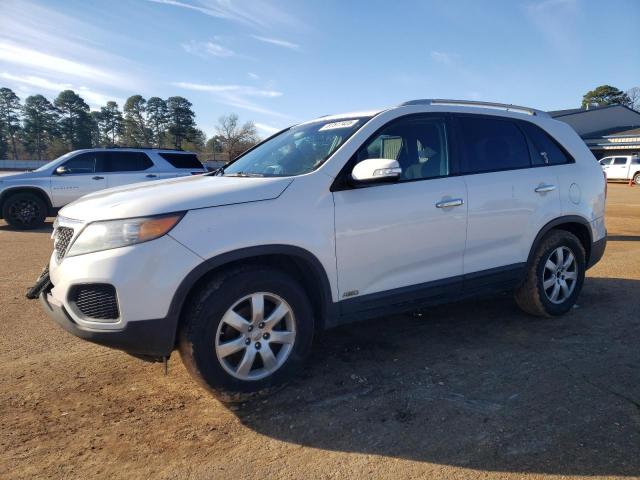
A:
173 81 290 118
0 42 122 86
147 0 304 30
525 0 578 54
430 51 457 66
0 72 121 109
250 35 300 51
248 72 260 80
182 40 235 57
0 1 140 90
255 122 281 135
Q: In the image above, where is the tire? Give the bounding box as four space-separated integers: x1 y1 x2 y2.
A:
515 230 586 317
179 266 314 402
634 172 640 185
2 192 47 229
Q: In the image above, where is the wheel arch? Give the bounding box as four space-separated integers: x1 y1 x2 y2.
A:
0 186 53 218
527 216 593 269
167 245 336 350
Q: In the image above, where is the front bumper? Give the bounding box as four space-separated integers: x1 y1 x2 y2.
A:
40 287 176 358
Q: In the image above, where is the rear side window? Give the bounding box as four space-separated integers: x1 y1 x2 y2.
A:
63 152 104 174
105 152 153 172
159 153 203 169
521 123 571 166
613 157 628 165
458 116 530 173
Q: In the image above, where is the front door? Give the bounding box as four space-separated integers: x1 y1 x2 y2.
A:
50 151 107 207
333 115 467 314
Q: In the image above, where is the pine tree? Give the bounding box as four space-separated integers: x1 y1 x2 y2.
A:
0 87 22 159
166 96 196 148
54 90 92 149
123 95 151 147
22 95 59 160
146 97 168 148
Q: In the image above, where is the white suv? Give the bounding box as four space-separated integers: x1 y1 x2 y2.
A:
0 148 206 229
599 154 640 184
31 99 607 400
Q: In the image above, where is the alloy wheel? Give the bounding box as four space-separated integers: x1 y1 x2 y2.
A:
214 292 296 381
8 199 41 227
542 246 578 304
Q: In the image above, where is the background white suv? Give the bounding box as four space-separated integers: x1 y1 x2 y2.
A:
599 154 640 184
0 148 206 229
32 99 607 401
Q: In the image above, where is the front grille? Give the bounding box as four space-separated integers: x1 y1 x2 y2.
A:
54 226 74 261
70 284 119 321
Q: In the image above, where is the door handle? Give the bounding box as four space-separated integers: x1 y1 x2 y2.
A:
145 174 157 178
435 198 464 208
92 176 104 180
535 184 556 193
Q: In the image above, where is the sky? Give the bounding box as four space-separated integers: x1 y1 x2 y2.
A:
1 0 639 138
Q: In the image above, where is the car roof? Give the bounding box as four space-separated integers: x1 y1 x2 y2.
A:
305 99 552 126
70 148 197 154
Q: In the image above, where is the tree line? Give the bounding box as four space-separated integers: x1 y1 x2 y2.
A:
0 87 260 162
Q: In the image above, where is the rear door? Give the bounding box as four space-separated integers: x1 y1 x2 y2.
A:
453 115 561 284
333 114 468 314
50 151 107 206
104 152 156 188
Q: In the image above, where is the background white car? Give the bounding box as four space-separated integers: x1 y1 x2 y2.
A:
599 154 640 184
0 148 206 229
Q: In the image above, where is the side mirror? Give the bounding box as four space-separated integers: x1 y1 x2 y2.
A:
55 166 69 175
351 158 401 184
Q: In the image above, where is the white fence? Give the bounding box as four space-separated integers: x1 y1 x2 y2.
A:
0 159 49 170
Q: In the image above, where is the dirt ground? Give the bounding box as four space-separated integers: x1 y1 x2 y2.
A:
1 183 639 480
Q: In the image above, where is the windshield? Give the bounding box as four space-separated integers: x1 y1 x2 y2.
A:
33 151 76 172
223 117 371 177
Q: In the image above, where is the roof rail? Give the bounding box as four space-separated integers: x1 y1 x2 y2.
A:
399 99 550 117
97 146 185 151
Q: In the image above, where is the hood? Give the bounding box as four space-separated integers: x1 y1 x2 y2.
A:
0 171 38 183
60 174 294 221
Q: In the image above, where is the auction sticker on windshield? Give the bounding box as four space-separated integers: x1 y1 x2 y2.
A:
318 120 359 131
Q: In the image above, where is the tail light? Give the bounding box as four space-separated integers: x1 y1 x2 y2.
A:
603 170 607 198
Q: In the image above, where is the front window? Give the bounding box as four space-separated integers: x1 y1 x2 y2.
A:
223 117 371 177
34 151 76 172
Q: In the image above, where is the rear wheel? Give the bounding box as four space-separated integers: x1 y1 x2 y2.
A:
179 267 314 402
633 172 640 185
2 192 47 229
515 230 586 317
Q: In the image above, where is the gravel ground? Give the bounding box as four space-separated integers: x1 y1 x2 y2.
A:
1 183 639 479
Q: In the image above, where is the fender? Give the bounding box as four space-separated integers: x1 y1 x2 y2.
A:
0 186 54 214
165 244 336 349
526 215 593 267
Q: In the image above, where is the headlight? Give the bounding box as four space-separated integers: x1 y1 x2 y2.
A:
67 213 184 257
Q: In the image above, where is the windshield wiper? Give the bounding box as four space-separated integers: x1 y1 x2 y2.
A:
224 171 265 177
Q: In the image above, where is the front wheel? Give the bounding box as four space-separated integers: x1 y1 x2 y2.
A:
633 172 640 185
515 230 586 317
179 267 314 402
2 192 47 229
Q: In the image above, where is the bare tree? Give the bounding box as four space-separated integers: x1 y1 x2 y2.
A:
214 113 258 161
626 87 640 111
